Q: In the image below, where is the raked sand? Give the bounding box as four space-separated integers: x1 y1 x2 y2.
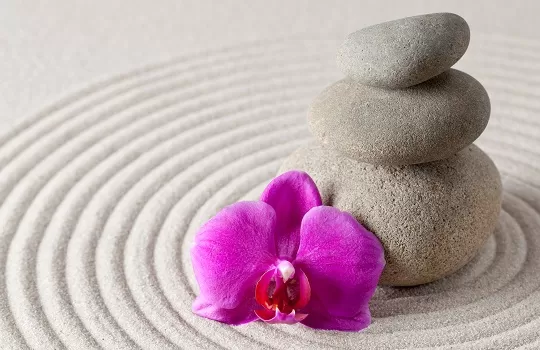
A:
0 36 539 349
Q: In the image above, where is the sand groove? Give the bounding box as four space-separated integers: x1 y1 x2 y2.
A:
0 37 539 349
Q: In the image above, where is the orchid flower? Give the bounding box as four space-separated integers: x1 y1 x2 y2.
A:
191 171 385 331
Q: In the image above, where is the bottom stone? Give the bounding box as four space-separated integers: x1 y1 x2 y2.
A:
279 142 502 286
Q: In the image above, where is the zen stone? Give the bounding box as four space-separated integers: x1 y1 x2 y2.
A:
279 142 502 286
337 13 470 88
308 69 490 165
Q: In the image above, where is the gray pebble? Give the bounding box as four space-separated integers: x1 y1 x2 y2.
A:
279 142 502 286
337 13 470 88
308 69 490 165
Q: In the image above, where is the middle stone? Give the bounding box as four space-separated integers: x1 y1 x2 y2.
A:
308 69 490 165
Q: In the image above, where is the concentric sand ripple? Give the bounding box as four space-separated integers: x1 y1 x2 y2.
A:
0 36 539 349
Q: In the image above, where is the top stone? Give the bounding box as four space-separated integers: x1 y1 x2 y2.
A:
337 13 470 89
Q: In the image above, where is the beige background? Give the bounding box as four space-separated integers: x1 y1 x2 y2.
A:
1 1 540 349
1 0 538 130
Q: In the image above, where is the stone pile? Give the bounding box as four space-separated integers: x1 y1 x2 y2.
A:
280 13 502 286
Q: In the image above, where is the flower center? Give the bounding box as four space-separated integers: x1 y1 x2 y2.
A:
254 261 311 323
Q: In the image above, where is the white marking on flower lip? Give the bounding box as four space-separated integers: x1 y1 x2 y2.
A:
277 260 295 282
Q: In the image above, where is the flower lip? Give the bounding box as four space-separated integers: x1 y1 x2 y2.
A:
254 262 311 324
254 308 309 324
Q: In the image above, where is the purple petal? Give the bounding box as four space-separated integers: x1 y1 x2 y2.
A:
193 297 258 325
260 171 322 260
191 201 277 314
294 206 385 331
301 300 370 331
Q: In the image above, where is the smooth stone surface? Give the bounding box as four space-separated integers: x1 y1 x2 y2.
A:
280 142 502 286
308 69 491 165
337 12 470 88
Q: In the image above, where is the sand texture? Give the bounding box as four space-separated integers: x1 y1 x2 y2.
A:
0 36 539 349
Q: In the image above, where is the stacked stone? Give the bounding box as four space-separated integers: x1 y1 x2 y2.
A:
280 13 502 286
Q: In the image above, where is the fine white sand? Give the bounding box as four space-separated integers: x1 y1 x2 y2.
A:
1 18 540 350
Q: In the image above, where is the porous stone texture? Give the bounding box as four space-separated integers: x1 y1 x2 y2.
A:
308 69 491 166
279 142 502 286
337 12 470 88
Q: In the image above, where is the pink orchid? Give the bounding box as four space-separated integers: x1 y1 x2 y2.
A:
191 171 385 331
